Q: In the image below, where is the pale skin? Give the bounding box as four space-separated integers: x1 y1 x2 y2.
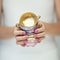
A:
0 0 14 39
0 0 60 46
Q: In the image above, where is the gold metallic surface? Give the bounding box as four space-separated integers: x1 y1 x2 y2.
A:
19 12 39 27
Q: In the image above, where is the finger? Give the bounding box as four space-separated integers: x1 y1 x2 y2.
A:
16 41 26 47
16 35 29 41
14 27 26 36
14 30 26 36
35 36 45 43
15 27 20 31
35 28 45 33
35 23 45 33
35 38 41 43
34 32 46 38
17 39 27 42
40 36 45 40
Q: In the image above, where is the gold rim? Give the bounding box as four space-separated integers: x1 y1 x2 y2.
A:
19 12 38 27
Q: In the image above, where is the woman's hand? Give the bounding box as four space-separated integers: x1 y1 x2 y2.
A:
14 27 29 47
14 22 45 47
34 22 46 43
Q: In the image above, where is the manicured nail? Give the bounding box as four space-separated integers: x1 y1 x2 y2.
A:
36 39 41 43
22 31 26 34
26 36 29 39
35 29 39 33
21 44 26 47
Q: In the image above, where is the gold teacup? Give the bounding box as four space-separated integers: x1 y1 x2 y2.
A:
16 12 41 31
16 12 42 47
20 12 38 27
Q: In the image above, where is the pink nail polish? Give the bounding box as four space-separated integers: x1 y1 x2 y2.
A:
36 39 41 43
22 32 26 34
22 44 26 47
35 29 38 33
26 36 29 39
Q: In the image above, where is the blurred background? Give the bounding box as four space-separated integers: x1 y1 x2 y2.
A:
55 37 60 59
0 1 60 59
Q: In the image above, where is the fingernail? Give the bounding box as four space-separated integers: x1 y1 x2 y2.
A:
22 41 27 47
36 39 41 43
22 43 26 47
22 32 26 34
35 29 39 33
26 36 29 39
